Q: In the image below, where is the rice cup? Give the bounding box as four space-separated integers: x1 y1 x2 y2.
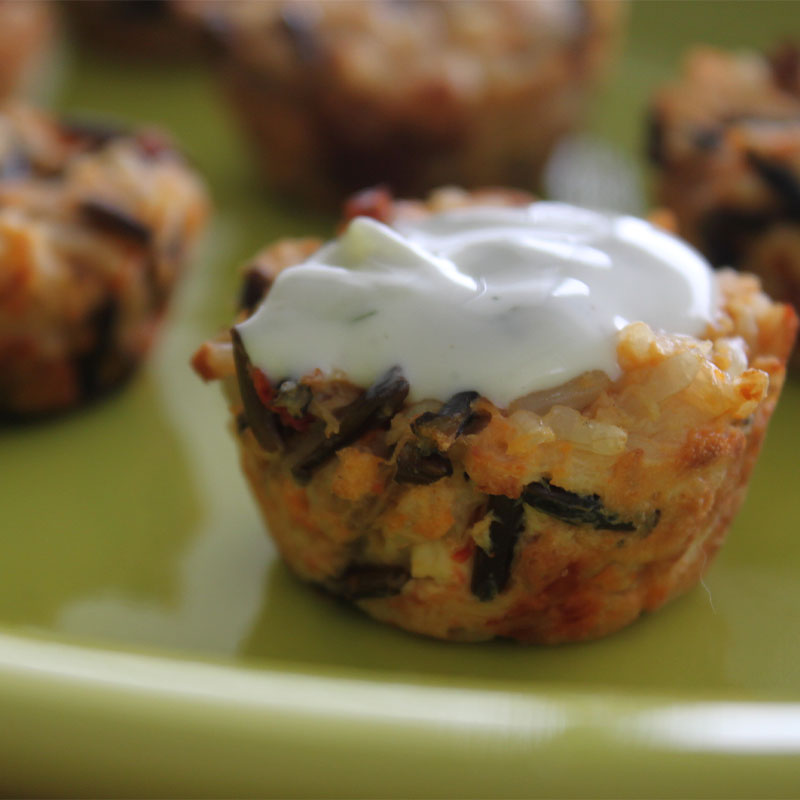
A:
183 0 626 207
0 105 209 418
648 45 800 316
193 187 796 643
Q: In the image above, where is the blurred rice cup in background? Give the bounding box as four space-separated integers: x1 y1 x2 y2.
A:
0 105 209 418
179 0 626 207
193 187 796 644
648 44 800 319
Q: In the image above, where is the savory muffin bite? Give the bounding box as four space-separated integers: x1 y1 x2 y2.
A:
193 187 795 644
183 0 625 206
0 105 209 418
649 45 800 312
0 0 55 102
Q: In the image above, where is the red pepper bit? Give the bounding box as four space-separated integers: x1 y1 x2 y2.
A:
251 368 275 406
340 185 394 230
252 368 316 431
136 130 173 159
274 408 315 432
452 541 475 563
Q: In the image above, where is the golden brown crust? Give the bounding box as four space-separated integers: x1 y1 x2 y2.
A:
194 188 796 644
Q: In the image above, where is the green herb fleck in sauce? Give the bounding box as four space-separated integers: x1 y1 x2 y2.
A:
351 310 378 323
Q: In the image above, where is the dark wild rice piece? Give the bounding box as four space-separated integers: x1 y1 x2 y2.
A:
331 563 410 600
747 151 800 218
691 126 723 152
238 268 273 312
81 200 152 244
394 442 453 484
60 118 128 150
394 390 481 483
412 390 480 445
471 495 525 602
522 479 658 533
290 366 409 484
231 328 283 452
74 296 119 397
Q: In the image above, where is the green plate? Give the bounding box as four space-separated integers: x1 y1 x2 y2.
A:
2 3 800 797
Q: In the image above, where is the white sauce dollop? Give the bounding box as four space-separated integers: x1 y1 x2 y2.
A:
238 202 717 406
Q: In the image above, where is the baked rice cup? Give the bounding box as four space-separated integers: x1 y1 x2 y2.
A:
193 187 796 644
649 45 800 314
0 105 209 418
184 0 625 207
0 0 55 102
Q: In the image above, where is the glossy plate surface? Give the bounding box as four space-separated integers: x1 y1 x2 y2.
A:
2 3 800 797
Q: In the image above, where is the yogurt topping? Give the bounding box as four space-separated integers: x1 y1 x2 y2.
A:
238 202 717 406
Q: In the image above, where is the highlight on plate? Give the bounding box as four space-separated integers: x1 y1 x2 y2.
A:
193 186 797 644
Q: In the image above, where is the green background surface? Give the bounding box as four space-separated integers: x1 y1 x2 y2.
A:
2 2 800 797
